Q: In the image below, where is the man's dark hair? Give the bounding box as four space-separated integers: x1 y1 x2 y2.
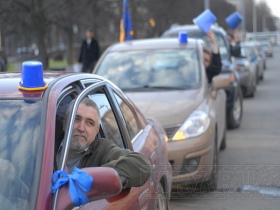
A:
64 98 100 126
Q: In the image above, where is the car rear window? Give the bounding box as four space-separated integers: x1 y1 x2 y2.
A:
0 99 42 210
96 49 201 90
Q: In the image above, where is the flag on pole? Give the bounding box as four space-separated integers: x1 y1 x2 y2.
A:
120 0 134 42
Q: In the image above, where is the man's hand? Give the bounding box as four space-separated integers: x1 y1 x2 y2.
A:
206 31 219 54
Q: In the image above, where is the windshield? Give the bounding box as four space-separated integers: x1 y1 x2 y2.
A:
0 100 42 210
96 49 201 90
164 31 228 59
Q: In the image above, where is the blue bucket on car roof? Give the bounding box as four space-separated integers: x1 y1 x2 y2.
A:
18 61 48 91
178 31 188 44
225 11 243 29
193 9 217 34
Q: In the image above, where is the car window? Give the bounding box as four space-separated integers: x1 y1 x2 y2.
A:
55 89 78 154
96 49 201 90
88 93 124 148
114 93 142 141
0 99 42 210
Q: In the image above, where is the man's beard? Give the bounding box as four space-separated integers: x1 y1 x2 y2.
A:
70 131 88 151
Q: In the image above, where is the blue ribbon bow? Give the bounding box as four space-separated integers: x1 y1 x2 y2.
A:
52 167 94 206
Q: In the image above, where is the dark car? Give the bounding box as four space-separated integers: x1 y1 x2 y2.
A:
161 24 243 129
0 67 172 210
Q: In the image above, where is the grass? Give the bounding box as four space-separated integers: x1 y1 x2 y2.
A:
6 58 69 72
7 63 15 72
49 58 67 69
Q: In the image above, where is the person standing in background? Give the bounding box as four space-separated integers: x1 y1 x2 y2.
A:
79 29 100 73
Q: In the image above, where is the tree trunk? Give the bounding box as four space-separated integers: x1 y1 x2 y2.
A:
66 30 74 65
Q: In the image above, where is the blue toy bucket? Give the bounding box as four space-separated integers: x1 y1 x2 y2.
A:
20 61 45 88
178 31 188 44
193 9 217 34
225 11 243 29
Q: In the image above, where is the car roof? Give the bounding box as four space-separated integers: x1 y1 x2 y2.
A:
161 24 227 37
0 72 68 99
106 38 201 52
0 71 106 99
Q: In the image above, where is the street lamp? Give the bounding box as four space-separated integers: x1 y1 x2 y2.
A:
204 0 210 10
253 0 257 32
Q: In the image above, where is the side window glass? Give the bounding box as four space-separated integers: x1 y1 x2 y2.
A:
55 91 77 152
88 93 124 148
114 93 141 140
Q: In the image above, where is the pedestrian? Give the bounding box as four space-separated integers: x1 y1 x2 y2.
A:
78 29 100 73
203 31 222 83
55 98 151 189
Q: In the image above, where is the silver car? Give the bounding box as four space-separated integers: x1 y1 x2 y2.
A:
93 38 229 191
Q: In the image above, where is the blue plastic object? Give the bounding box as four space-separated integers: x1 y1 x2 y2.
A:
225 11 243 29
52 167 93 207
178 31 188 44
193 9 217 34
19 61 46 88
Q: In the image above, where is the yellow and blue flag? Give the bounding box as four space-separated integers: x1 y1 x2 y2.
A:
120 0 134 42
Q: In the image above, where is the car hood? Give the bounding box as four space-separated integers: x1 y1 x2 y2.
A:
125 89 204 127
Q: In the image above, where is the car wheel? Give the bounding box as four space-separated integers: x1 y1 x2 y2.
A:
260 72 264 80
156 182 168 210
246 79 256 98
227 87 243 129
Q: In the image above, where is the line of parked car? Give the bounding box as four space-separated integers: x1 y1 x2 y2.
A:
93 23 273 197
0 23 274 209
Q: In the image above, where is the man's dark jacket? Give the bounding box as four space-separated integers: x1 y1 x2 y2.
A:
78 38 100 68
206 52 222 83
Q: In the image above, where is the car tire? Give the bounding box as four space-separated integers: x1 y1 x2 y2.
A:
246 79 256 98
156 182 168 210
260 72 264 80
227 87 243 129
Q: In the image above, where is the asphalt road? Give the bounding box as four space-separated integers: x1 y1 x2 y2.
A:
169 47 280 210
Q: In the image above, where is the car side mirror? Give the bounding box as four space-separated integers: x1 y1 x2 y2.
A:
212 75 230 90
56 167 122 210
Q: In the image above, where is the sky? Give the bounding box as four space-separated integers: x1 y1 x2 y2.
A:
256 0 280 18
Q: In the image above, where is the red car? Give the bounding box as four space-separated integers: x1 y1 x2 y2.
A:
0 62 172 210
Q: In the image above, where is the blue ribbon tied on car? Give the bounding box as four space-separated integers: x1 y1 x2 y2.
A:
52 167 93 206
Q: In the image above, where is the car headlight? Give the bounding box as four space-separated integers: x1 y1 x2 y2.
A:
172 110 210 141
